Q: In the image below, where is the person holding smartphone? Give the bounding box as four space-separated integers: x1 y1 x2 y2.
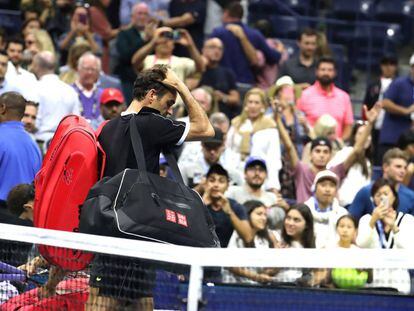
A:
357 178 414 293
58 3 101 64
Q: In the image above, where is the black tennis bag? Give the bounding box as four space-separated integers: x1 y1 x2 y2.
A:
79 117 220 248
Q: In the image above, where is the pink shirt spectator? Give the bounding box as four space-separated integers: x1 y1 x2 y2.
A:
297 82 354 138
294 162 346 203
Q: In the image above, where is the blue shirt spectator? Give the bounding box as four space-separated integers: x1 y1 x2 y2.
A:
380 76 414 145
349 183 414 221
210 2 280 85
349 148 414 221
207 198 247 247
0 121 42 201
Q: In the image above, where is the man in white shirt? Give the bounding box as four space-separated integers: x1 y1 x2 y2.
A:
31 51 81 147
5 37 37 82
0 49 38 102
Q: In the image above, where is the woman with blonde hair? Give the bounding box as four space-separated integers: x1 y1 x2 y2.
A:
302 114 343 164
23 29 55 69
227 88 282 191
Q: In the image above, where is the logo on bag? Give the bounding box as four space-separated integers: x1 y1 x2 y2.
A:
165 210 188 227
177 213 188 227
165 209 177 223
63 167 74 185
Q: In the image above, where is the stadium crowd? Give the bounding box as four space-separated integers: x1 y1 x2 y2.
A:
1 0 414 299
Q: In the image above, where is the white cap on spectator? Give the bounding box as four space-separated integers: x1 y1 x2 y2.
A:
275 76 294 88
409 54 414 66
311 170 339 192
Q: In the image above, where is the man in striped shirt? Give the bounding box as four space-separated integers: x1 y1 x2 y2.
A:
297 57 354 141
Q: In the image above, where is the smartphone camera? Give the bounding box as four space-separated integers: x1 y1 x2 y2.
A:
161 31 174 39
79 13 88 25
172 30 181 41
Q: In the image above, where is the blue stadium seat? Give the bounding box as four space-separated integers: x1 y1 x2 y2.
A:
248 0 280 15
270 15 307 39
0 9 21 35
374 0 413 23
372 166 383 181
331 0 375 20
285 0 314 15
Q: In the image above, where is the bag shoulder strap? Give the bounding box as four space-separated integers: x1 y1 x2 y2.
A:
129 116 186 184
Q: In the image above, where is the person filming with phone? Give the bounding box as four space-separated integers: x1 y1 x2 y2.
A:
356 178 414 293
58 3 102 63
131 26 205 85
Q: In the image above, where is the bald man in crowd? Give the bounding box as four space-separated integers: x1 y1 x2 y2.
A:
31 51 81 149
199 37 240 120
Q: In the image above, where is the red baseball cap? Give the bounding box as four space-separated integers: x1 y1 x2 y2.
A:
100 88 125 105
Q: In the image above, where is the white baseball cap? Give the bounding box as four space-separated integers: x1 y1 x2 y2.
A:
311 170 339 192
275 75 294 87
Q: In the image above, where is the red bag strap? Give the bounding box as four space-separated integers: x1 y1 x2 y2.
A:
95 120 109 179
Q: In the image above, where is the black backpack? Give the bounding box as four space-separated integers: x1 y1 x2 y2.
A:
79 116 220 248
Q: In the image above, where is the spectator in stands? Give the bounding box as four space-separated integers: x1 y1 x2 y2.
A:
272 204 316 284
45 0 75 44
226 157 288 230
99 88 126 120
5 36 37 82
327 121 373 207
179 127 243 188
120 0 170 26
202 164 250 247
58 3 102 64
378 54 414 162
275 102 380 203
224 200 277 284
20 0 53 26
59 42 92 84
23 29 56 69
349 148 414 221
0 92 41 211
210 1 280 86
398 130 414 190
269 76 309 199
304 170 348 248
72 52 103 129
279 28 318 87
88 0 122 73
6 183 34 222
22 100 38 135
0 50 38 102
31 51 81 148
301 114 342 165
0 27 5 50
335 215 358 249
198 37 240 120
227 88 281 191
116 2 157 103
21 17 42 37
132 26 204 78
357 178 414 293
297 57 354 141
179 112 241 170
167 0 206 52
363 56 398 165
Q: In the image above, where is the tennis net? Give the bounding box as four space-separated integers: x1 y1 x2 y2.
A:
0 223 413 310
